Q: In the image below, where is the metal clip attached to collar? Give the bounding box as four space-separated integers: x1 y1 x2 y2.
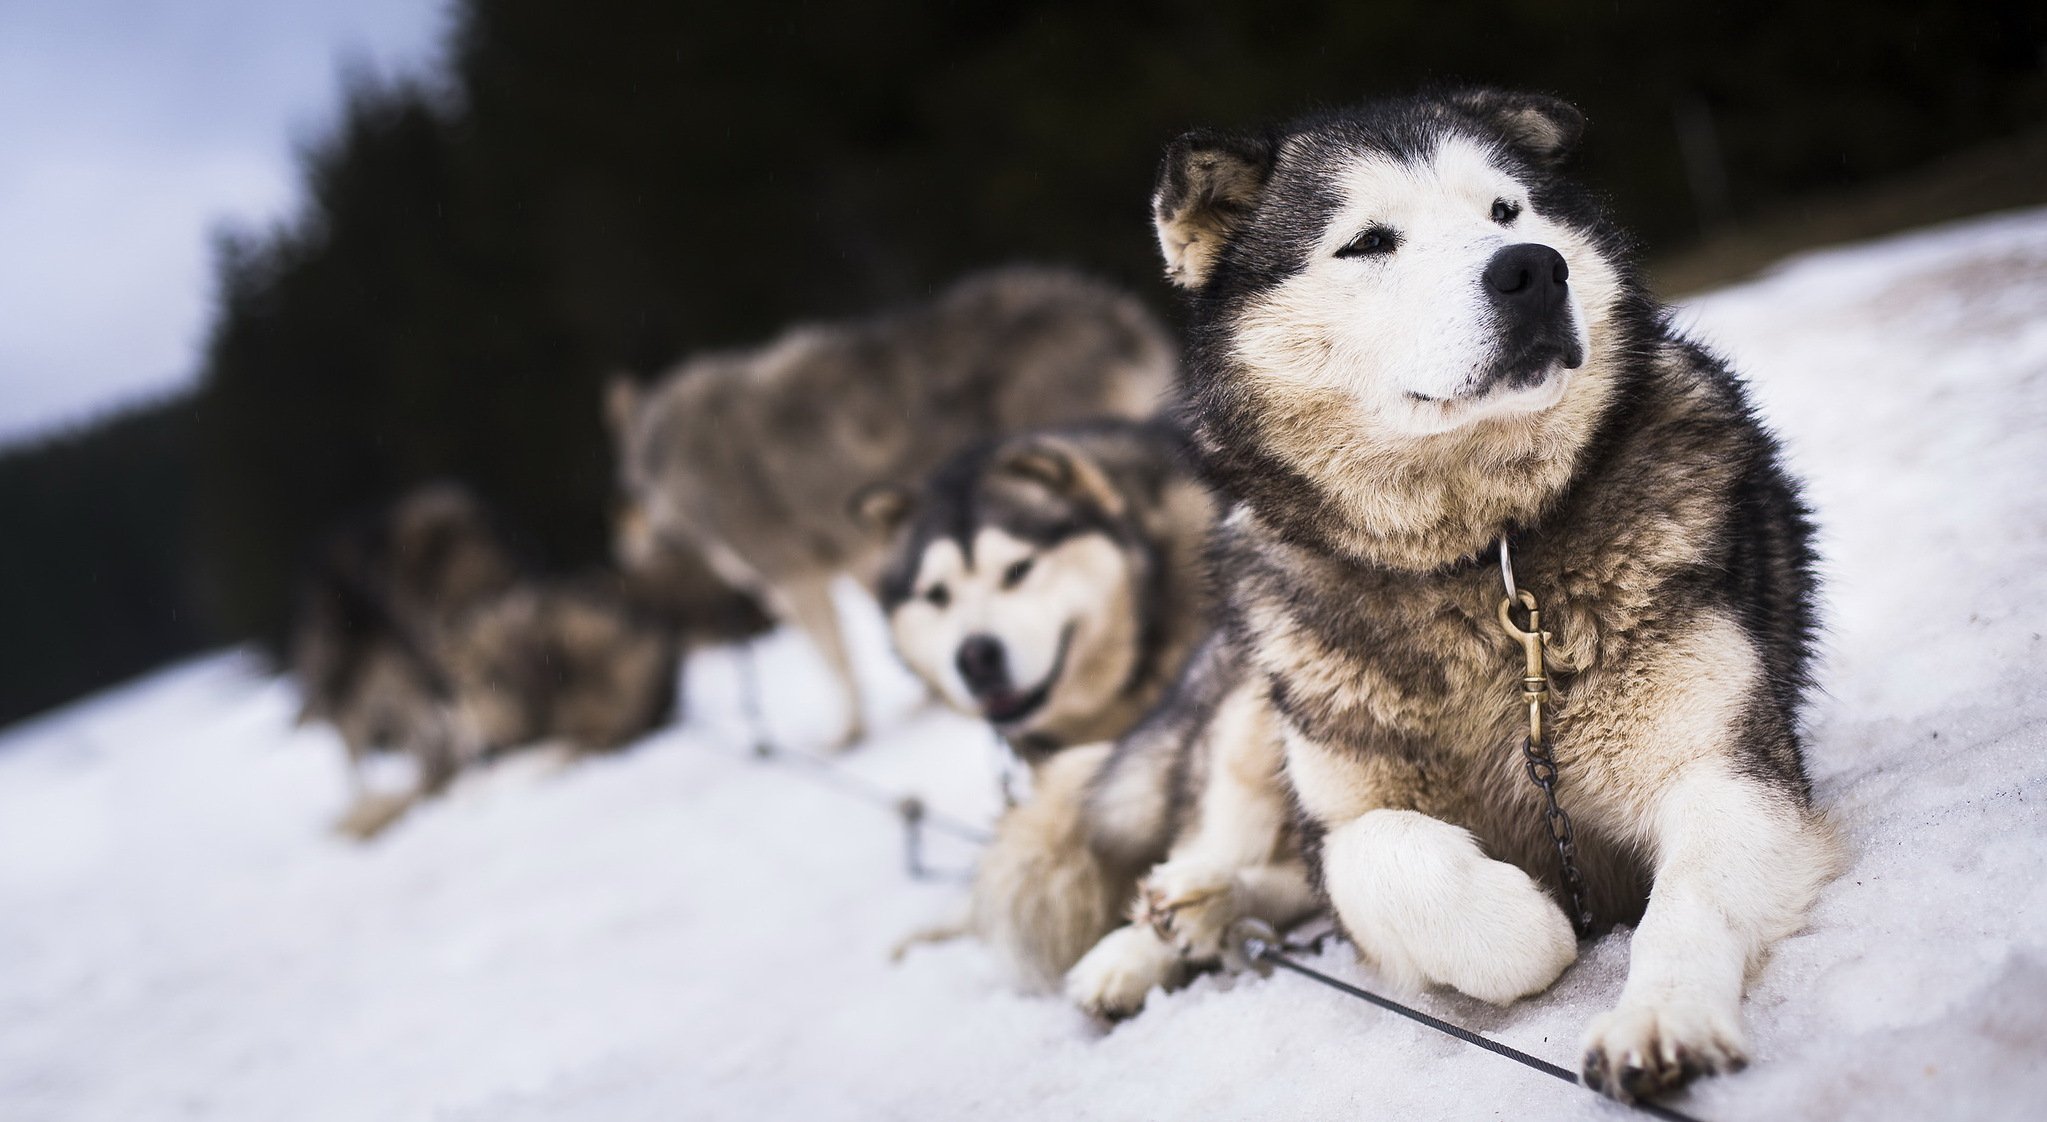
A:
1495 536 1593 938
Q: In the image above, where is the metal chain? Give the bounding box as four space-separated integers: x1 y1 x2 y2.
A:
1497 539 1595 939
1520 733 1593 937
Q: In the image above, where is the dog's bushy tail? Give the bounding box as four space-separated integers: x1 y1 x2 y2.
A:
972 743 1135 992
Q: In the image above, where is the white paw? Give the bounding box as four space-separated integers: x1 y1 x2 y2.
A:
1063 924 1183 1019
1581 997 1748 1102
1137 861 1239 961
1322 810 1576 1004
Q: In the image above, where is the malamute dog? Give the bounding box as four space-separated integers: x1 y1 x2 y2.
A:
437 573 681 762
295 485 687 838
863 419 1217 757
1069 89 1836 1102
294 483 522 804
607 267 1176 749
866 419 1223 992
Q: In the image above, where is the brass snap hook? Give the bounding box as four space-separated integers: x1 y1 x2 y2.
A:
1497 590 1550 746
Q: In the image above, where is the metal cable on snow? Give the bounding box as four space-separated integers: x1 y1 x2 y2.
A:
1232 920 1710 1122
725 641 987 881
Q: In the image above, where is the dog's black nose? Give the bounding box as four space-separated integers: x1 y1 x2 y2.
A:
956 634 1010 694
1484 243 1570 314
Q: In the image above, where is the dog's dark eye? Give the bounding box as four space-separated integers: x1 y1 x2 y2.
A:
1491 199 1521 225
1335 225 1399 258
923 584 950 608
1001 557 1035 589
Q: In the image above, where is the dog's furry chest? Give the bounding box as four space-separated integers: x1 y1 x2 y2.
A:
1234 535 1518 755
1230 525 1660 918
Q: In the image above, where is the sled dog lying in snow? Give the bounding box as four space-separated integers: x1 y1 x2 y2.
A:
293 484 523 803
866 419 1222 989
1061 88 1839 1102
294 485 692 838
865 419 1217 757
606 268 1176 750
436 573 681 765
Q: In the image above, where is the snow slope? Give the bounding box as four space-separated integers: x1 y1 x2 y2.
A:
4 209 2047 1121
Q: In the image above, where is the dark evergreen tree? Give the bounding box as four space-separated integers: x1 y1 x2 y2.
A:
3 0 2041 722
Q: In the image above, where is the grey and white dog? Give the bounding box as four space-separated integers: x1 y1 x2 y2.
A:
293 483 523 809
866 419 1221 991
865 418 1216 758
1062 88 1837 1104
294 484 688 839
608 267 1176 749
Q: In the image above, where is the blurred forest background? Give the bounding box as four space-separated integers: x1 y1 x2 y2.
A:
3 0 2044 725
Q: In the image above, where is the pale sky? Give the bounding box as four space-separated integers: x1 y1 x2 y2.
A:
0 0 449 447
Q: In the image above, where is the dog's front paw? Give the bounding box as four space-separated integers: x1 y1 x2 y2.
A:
1580 999 1748 1103
1321 811 1576 1003
1137 862 1239 961
1064 924 1184 1019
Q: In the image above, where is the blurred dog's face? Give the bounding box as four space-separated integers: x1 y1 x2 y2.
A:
387 484 521 616
887 524 1139 739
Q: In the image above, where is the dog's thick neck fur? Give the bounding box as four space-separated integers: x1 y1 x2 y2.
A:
1184 295 1659 573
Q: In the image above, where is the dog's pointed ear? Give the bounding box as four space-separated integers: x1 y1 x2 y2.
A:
1448 89 1585 167
849 483 916 536
999 438 1125 518
1153 129 1276 289
604 375 641 437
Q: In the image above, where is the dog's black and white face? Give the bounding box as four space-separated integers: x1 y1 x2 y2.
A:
865 439 1143 743
1158 90 1626 442
890 525 1133 727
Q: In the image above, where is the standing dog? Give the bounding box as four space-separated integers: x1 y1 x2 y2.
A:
867 419 1222 990
1068 89 1837 1102
607 267 1176 748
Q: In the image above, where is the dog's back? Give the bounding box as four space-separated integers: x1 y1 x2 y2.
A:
616 267 1176 596
440 574 681 756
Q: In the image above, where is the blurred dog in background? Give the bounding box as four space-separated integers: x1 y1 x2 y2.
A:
294 483 711 839
436 575 680 767
866 419 1220 990
607 267 1177 749
293 483 519 816
864 419 1215 758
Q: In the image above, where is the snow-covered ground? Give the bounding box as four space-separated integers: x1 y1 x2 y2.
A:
5 210 2047 1121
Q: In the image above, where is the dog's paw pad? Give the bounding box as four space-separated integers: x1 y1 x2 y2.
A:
1580 1001 1747 1102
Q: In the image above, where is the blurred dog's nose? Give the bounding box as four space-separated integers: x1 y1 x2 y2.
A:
955 635 1010 694
1484 243 1569 315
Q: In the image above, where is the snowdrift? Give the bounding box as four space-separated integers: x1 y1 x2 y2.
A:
4 209 2046 1120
